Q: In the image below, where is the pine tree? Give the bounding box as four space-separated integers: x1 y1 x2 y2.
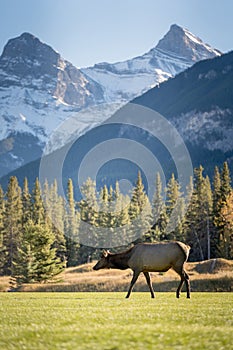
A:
150 173 167 241
0 185 5 243
79 178 98 225
129 172 152 242
78 178 99 260
185 167 213 260
1 177 23 275
108 185 114 202
212 166 222 257
217 162 232 259
22 178 31 224
204 176 213 259
31 178 45 225
65 179 80 266
49 180 66 262
98 185 109 228
165 174 184 241
166 174 180 217
219 191 233 259
220 162 231 199
108 183 132 247
213 163 232 258
0 185 5 274
11 220 65 287
42 179 51 222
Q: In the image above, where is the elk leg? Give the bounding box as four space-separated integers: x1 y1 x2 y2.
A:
184 271 191 299
176 270 190 298
143 272 155 298
173 263 191 299
176 276 184 298
126 270 140 298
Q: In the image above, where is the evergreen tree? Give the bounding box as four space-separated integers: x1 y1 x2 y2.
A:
108 185 114 202
49 180 66 262
219 191 233 259
79 178 98 225
110 183 131 246
78 178 99 261
213 163 232 257
22 178 31 224
212 166 222 257
129 172 152 242
220 162 231 199
42 179 51 223
165 174 184 241
1 177 22 275
11 220 65 287
0 185 5 243
185 167 213 260
0 186 5 274
166 174 180 217
204 176 213 259
98 185 109 228
149 173 167 241
65 179 80 266
31 178 45 225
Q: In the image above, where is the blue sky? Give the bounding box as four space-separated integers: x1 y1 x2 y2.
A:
0 0 232 67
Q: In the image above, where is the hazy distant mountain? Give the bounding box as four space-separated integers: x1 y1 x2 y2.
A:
0 25 221 177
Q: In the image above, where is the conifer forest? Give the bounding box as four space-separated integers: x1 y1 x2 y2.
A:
0 162 232 287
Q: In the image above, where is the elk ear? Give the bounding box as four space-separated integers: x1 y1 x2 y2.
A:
102 250 108 258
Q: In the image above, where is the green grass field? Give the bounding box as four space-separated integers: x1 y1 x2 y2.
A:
0 292 232 350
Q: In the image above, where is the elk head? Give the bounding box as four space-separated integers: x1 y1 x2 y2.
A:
93 250 112 270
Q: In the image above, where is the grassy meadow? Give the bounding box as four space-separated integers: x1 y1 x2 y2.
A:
0 292 232 350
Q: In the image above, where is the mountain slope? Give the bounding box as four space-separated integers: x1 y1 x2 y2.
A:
127 51 233 176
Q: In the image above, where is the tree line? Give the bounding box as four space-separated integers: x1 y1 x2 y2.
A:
0 162 232 287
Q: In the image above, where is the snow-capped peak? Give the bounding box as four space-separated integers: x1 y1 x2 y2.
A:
156 24 221 61
82 24 221 103
0 25 222 177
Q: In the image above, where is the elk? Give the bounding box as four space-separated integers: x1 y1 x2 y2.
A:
93 241 191 298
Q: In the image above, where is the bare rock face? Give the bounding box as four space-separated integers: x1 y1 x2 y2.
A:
0 32 104 106
156 24 221 61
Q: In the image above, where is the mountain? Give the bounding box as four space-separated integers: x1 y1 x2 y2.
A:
1 51 233 194
0 26 221 177
132 50 233 165
82 24 221 102
0 33 105 176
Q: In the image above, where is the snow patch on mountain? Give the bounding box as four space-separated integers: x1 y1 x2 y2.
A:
82 24 221 103
0 85 122 152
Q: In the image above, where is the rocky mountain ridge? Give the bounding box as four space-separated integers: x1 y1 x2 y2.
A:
0 25 221 177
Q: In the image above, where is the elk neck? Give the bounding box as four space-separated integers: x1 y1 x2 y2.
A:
108 247 134 270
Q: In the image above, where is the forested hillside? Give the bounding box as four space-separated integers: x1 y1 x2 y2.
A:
0 163 232 288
